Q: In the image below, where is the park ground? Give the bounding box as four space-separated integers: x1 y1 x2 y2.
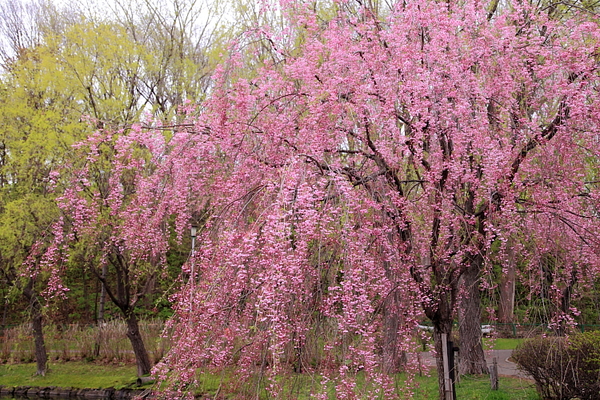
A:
0 338 539 399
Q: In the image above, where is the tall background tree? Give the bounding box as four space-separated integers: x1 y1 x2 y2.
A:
0 0 231 377
0 1 89 374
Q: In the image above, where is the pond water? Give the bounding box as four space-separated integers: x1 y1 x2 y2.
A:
1 396 85 399
0 388 149 400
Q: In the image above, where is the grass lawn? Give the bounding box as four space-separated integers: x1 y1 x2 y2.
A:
0 362 138 389
0 361 538 399
483 338 524 350
436 375 537 400
191 369 538 399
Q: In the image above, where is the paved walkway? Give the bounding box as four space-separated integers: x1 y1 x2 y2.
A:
419 349 529 378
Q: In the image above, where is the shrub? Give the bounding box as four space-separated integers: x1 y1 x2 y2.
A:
513 332 600 400
566 331 600 400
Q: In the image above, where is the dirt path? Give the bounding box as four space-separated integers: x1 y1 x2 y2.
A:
419 349 529 378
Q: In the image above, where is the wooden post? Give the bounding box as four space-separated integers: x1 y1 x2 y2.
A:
137 376 155 386
442 333 455 400
490 357 498 390
448 340 457 400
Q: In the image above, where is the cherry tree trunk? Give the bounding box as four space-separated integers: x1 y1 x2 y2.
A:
32 302 48 376
94 264 108 357
498 275 515 323
458 255 488 375
498 243 516 324
97 263 108 324
432 318 454 400
382 288 405 373
125 312 152 377
23 282 47 376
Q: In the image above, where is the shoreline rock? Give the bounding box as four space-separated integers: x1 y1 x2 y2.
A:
0 386 153 399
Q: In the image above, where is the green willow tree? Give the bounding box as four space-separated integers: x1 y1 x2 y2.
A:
0 0 231 376
0 0 236 375
0 38 89 375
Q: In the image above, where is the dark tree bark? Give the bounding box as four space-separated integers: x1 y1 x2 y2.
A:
498 243 516 324
457 255 489 376
94 263 108 357
97 263 108 324
95 251 154 377
23 279 47 376
432 313 454 400
557 270 577 336
453 185 489 376
31 301 48 376
421 260 457 400
382 288 405 374
1 296 7 328
125 310 152 377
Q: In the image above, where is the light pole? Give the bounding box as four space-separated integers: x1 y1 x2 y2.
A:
189 224 198 314
190 224 198 284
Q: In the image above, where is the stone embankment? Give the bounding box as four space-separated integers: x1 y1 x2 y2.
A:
0 386 152 399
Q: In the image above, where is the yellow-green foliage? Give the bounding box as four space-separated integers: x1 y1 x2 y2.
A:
0 37 90 295
47 20 146 124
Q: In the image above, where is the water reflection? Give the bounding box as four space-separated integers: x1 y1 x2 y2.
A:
0 388 150 400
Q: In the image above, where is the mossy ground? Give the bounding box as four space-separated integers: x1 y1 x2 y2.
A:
0 357 538 399
189 369 538 399
0 361 138 389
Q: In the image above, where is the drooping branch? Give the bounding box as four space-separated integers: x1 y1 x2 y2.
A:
508 101 570 184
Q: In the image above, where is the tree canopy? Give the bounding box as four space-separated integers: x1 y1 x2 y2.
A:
0 0 231 377
0 0 599 396
41 0 600 397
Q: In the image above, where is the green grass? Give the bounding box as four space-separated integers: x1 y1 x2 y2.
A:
0 362 538 399
0 362 138 389
365 373 537 400
483 338 524 350
439 375 537 400
187 369 538 399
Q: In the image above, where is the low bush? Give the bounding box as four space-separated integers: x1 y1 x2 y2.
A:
512 332 600 400
567 331 600 400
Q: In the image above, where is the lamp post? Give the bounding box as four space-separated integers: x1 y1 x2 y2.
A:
189 224 198 313
190 224 198 283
